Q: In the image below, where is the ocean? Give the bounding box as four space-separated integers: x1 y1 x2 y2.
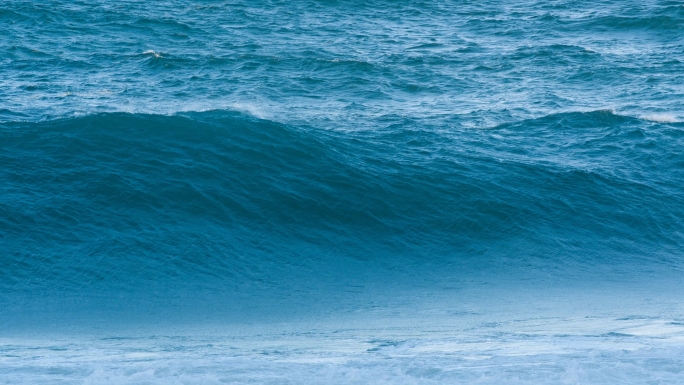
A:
1 0 684 383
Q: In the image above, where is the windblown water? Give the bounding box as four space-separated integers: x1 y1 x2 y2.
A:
2 1 684 384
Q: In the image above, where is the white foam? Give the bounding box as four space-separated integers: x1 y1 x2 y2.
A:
3 316 684 385
230 102 269 119
142 50 162 58
641 113 679 123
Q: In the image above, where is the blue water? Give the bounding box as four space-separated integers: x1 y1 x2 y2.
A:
2 1 684 384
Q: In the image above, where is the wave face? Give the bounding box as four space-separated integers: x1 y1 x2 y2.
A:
2 0 684 383
2 110 683 308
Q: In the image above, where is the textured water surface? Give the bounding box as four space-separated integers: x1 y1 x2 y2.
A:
1 0 684 384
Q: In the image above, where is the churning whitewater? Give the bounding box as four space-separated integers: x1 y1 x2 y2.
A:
1 0 683 384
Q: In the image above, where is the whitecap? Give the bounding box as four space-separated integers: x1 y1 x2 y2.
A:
142 50 162 58
230 102 268 119
641 113 679 123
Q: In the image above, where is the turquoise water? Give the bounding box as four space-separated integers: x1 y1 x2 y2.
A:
1 1 684 384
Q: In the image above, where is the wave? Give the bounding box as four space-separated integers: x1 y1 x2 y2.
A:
1 109 683 299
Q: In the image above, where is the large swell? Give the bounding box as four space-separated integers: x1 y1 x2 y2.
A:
2 109 683 323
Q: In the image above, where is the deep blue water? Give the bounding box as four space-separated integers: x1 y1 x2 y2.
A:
1 1 684 384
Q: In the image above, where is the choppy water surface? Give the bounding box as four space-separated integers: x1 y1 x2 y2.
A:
1 0 683 384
